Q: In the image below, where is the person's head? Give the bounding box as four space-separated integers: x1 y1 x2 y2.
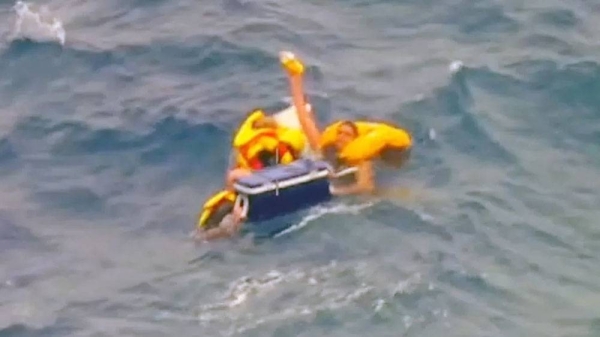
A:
334 120 358 150
252 116 278 129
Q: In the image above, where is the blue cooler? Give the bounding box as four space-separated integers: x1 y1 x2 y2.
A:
233 159 333 222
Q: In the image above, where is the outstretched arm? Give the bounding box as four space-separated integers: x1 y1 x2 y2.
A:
330 160 375 196
194 201 246 242
279 51 322 152
195 223 235 241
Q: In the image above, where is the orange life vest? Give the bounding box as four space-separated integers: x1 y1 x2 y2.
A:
232 109 305 170
236 129 297 170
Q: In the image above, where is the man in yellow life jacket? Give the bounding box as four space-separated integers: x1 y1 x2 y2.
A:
225 108 307 189
279 50 413 196
194 109 307 242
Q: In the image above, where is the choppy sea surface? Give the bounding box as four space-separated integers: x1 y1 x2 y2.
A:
1 0 599 336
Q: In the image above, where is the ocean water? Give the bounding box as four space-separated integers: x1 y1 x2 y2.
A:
1 0 599 336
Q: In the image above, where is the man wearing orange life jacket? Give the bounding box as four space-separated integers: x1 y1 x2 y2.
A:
225 108 306 189
193 52 315 242
193 109 307 242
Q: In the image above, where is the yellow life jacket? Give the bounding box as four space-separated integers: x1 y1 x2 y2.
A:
319 121 412 166
197 190 237 229
232 110 306 169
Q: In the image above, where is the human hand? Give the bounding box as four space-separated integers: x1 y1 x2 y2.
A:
279 51 305 76
222 219 242 236
327 169 338 179
213 213 240 235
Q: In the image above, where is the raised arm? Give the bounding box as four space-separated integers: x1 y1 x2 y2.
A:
279 51 322 152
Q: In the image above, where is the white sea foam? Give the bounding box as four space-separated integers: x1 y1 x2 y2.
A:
10 1 65 46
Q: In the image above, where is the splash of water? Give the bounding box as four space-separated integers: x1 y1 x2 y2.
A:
274 201 375 238
449 60 463 73
10 1 65 46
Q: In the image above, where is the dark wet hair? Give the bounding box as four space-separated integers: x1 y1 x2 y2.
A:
338 120 358 136
256 150 277 167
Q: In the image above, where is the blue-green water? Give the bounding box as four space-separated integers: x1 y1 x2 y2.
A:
1 0 599 336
